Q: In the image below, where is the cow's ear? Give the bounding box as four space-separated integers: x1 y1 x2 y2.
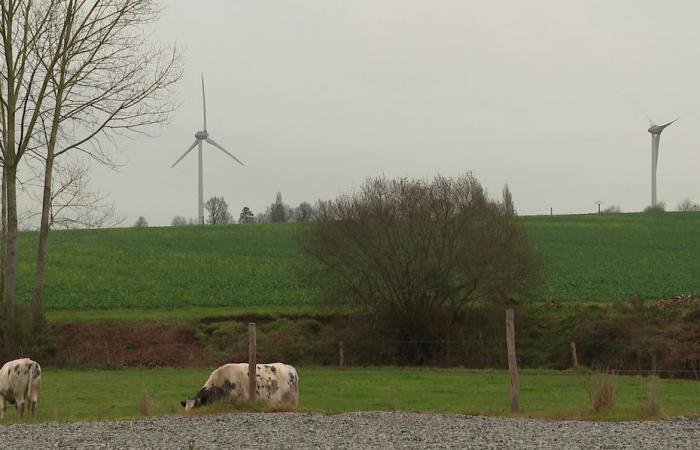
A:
180 400 187 408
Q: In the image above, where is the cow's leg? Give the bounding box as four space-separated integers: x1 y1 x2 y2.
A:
0 395 5 420
15 399 24 419
29 398 37 417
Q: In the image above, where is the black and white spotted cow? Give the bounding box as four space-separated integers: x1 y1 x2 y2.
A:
0 358 42 419
181 363 299 411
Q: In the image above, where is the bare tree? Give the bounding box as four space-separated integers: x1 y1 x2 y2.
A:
0 0 181 334
22 157 123 230
301 174 539 363
292 201 316 223
205 196 231 225
676 199 700 212
133 216 148 227
171 215 187 226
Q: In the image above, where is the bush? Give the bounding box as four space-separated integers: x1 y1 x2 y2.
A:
643 202 666 213
587 370 617 412
301 173 539 364
602 205 622 214
676 199 700 212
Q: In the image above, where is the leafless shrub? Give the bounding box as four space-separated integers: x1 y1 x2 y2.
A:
676 199 700 212
301 173 539 363
602 205 622 214
643 202 666 213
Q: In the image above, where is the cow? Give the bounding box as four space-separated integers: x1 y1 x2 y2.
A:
0 358 42 419
181 363 299 411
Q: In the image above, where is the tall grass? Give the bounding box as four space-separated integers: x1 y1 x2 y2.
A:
586 370 617 412
640 376 661 417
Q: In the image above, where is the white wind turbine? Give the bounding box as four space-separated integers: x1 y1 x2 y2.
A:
645 114 678 208
172 74 244 224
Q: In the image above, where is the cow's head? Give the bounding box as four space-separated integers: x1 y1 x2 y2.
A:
181 382 235 411
181 388 209 411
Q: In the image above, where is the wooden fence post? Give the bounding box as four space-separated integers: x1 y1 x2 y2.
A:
339 341 344 369
570 341 578 369
505 309 520 413
248 322 256 401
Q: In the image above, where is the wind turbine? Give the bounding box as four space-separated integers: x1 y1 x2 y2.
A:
172 74 244 224
645 115 678 208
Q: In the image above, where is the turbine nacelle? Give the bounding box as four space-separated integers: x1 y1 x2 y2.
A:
647 118 678 135
195 130 209 140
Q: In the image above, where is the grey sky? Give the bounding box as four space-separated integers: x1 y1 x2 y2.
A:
85 0 700 225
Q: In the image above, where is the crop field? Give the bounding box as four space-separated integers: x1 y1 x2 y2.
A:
523 212 700 301
13 212 700 313
4 368 698 423
15 224 317 311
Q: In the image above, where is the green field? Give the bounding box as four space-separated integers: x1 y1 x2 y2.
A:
525 212 700 301
13 212 700 312
4 368 698 423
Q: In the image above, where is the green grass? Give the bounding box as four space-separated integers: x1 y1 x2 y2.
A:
521 212 700 301
44 305 347 323
12 212 700 315
16 224 317 311
3 368 698 423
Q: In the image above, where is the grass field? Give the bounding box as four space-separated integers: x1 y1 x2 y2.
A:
13 212 700 313
4 368 697 423
524 212 700 301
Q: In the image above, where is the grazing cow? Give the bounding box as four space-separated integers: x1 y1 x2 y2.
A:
182 363 299 411
0 358 42 419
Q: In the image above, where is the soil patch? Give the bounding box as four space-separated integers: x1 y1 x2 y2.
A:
45 321 218 367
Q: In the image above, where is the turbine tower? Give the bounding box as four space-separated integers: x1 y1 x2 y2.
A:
172 75 244 224
646 117 678 208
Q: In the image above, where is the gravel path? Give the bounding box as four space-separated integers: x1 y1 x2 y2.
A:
0 412 698 449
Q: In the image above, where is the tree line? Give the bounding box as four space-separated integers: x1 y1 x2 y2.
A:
167 191 318 226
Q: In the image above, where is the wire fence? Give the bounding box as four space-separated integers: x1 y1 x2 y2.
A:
238 335 700 380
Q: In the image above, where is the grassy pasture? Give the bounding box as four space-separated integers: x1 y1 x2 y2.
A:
12 212 700 314
3 368 698 423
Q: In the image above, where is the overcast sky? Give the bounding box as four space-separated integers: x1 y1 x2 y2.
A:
77 1 700 225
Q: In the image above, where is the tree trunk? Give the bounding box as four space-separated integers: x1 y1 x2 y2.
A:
0 164 6 348
2 166 19 350
31 152 54 330
1 164 6 298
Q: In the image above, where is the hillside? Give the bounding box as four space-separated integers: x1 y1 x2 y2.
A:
524 212 700 301
13 212 700 311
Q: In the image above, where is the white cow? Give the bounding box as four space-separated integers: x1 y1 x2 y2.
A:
182 363 299 411
0 358 42 419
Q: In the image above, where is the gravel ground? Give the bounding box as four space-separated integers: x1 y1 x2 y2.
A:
0 412 698 449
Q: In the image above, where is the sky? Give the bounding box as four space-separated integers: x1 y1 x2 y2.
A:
67 0 700 226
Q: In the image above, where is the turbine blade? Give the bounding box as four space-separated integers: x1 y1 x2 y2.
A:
171 139 199 168
659 118 679 130
628 98 655 126
205 137 245 166
201 74 207 131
